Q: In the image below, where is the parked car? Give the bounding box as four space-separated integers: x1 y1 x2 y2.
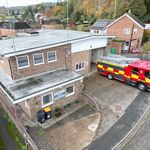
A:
130 48 140 54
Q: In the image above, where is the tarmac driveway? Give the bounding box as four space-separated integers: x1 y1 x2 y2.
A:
83 73 140 137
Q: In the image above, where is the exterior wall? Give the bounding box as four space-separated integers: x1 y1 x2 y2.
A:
0 29 16 37
18 80 82 119
0 88 17 121
71 38 108 53
0 28 33 37
110 42 122 54
0 57 12 77
107 15 144 48
9 44 71 80
71 50 91 76
90 29 106 34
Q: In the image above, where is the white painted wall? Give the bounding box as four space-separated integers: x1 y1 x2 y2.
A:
90 29 107 34
71 37 108 53
145 24 150 29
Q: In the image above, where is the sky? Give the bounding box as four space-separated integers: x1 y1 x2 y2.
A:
0 0 58 7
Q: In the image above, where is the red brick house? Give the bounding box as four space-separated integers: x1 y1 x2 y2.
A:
106 13 145 53
0 22 33 37
0 29 113 120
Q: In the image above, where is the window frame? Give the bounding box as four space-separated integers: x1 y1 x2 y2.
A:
145 71 150 79
75 61 85 71
47 51 57 63
123 28 131 35
33 53 44 66
66 85 74 97
132 68 139 75
16 55 30 69
41 93 53 108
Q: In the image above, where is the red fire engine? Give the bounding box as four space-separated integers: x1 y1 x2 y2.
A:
97 56 150 91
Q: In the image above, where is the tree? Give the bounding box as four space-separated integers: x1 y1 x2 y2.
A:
142 30 149 44
35 4 45 13
129 0 147 20
22 6 35 22
116 0 130 18
142 41 150 53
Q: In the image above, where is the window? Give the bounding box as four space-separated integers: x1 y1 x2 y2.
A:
76 62 85 71
42 93 53 107
47 51 57 62
33 53 44 65
145 71 150 79
123 28 131 35
66 85 74 97
17 55 29 69
132 68 138 75
133 29 137 34
94 30 99 34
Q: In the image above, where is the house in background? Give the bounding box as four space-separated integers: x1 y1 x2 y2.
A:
0 21 33 37
106 13 145 53
0 29 114 120
90 19 113 34
145 24 150 30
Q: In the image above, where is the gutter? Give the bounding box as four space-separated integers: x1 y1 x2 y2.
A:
0 76 84 104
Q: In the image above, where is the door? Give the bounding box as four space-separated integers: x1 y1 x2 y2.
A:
122 42 129 51
91 50 97 63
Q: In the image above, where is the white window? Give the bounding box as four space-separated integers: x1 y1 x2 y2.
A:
94 30 99 34
17 55 30 69
123 28 131 35
66 85 74 97
47 51 57 62
76 62 85 71
33 53 44 65
42 93 53 107
133 28 137 34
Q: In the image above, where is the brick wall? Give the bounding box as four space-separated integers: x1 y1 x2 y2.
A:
0 29 33 37
0 57 12 77
110 42 122 54
107 15 144 48
19 80 82 119
8 44 71 80
0 29 16 37
71 50 91 76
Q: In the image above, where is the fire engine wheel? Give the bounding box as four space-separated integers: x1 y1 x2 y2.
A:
137 83 147 91
107 74 113 80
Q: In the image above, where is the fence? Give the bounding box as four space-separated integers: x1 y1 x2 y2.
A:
0 87 38 150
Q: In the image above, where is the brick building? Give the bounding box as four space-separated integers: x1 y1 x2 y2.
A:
106 13 145 53
0 22 33 37
0 29 113 120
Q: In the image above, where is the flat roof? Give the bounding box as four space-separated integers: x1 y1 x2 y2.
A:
0 29 114 57
0 69 83 104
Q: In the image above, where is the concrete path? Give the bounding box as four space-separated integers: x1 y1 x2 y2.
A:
87 92 150 150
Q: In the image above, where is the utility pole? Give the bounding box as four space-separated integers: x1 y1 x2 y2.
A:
128 24 134 53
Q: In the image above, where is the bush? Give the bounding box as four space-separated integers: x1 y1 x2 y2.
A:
142 30 149 44
142 41 150 53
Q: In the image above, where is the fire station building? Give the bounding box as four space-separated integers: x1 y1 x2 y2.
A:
0 29 114 119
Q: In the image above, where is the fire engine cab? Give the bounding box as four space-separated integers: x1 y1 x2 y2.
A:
97 55 150 91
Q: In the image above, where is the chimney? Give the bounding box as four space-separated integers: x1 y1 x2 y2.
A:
128 10 131 14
